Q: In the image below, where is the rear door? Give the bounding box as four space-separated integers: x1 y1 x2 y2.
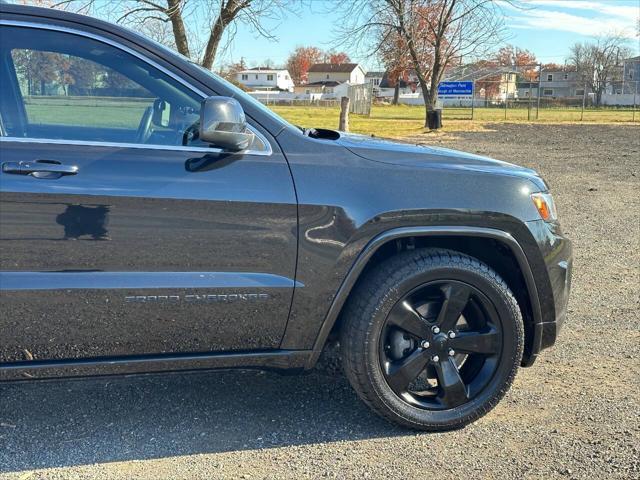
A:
0 23 298 363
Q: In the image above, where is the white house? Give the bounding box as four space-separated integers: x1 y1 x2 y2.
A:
307 63 366 85
366 71 385 89
293 80 351 99
236 67 295 92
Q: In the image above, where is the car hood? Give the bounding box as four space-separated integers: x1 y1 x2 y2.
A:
336 132 548 191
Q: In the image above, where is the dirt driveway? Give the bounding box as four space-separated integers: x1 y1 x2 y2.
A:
1 123 638 479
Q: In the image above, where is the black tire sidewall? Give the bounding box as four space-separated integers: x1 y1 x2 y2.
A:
362 258 522 428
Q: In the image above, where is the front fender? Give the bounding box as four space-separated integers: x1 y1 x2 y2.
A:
293 225 543 369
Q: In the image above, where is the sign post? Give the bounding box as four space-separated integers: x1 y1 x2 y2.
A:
471 81 475 120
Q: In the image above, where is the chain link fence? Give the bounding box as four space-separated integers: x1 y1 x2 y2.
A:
436 76 639 123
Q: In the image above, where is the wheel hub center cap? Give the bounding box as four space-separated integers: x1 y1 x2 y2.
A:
432 333 448 351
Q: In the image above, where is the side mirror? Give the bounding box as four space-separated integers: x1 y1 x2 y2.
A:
199 96 254 151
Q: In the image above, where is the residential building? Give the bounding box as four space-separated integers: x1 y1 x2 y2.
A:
621 56 640 94
293 81 350 99
539 69 586 98
516 69 589 99
379 70 419 94
236 67 295 92
307 63 367 85
365 71 385 90
444 64 518 101
294 81 338 94
475 72 518 101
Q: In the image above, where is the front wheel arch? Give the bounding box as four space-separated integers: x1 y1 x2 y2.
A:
306 227 541 370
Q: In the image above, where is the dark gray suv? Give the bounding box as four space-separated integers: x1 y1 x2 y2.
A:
0 4 572 430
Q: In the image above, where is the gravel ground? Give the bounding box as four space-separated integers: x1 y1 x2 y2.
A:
1 123 639 479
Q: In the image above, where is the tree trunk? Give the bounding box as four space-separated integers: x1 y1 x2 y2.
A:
166 0 190 59
428 65 441 110
201 0 241 70
201 19 225 70
393 83 400 105
419 82 431 128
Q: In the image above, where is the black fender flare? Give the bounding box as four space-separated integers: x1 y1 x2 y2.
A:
305 226 543 369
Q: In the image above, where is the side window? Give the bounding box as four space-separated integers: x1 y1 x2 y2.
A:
1 26 207 148
12 49 159 133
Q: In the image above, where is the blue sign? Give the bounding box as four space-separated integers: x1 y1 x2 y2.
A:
438 81 474 96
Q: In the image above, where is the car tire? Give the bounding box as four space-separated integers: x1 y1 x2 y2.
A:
340 248 524 431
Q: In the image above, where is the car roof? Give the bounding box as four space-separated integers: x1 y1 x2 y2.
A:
0 3 161 51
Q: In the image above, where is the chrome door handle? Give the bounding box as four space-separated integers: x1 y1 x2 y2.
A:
2 160 79 177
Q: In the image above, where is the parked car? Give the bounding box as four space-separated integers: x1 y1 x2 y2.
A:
0 4 572 430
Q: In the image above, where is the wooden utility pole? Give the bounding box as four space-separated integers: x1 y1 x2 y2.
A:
471 81 475 120
633 81 637 123
339 96 350 131
536 63 542 120
528 80 533 121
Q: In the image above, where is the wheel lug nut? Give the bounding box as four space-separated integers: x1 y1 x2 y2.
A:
421 340 430 349
448 331 456 339
432 326 440 334
448 349 455 356
431 355 440 362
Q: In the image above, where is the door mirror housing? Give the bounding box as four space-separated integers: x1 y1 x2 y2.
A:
199 96 254 151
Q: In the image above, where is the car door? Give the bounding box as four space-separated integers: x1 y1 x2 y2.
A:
0 23 298 364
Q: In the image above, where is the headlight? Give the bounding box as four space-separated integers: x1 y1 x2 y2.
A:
531 192 558 222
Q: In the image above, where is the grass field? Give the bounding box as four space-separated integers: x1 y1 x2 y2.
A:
20 96 639 140
271 104 639 137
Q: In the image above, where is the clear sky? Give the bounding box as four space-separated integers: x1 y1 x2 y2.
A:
219 0 640 70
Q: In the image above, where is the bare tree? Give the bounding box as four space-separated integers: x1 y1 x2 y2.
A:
53 0 297 69
377 26 413 104
336 0 506 128
568 35 632 106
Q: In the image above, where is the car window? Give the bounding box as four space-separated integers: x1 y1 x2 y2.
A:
0 25 265 151
12 49 160 131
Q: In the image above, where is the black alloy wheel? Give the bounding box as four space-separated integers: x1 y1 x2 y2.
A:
340 248 524 431
380 280 502 410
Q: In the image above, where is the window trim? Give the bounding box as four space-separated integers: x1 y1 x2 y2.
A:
0 19 272 156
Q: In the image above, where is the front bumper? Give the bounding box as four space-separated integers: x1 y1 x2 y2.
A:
523 220 573 365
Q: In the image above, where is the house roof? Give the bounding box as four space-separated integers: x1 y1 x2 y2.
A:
238 68 288 74
308 63 360 73
624 56 640 63
540 67 577 73
366 71 385 77
304 81 341 87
